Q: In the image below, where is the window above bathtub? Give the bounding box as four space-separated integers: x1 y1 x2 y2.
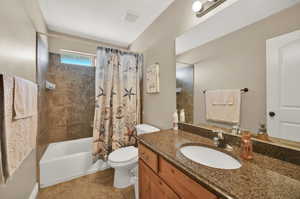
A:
60 49 96 67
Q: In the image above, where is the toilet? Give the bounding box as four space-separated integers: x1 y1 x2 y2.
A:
108 124 160 190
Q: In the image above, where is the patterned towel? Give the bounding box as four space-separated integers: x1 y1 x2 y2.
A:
0 74 37 184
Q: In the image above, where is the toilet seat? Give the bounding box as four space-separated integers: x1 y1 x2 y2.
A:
108 146 138 165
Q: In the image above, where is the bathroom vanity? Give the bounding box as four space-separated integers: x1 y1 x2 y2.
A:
138 128 300 199
139 144 217 199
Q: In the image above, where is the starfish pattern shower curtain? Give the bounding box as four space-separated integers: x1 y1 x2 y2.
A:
92 47 142 161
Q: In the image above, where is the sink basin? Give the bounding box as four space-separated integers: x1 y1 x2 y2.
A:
180 145 241 170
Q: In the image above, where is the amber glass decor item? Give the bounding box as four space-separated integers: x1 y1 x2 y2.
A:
241 132 253 160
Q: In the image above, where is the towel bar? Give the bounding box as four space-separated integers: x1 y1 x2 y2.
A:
202 88 249 94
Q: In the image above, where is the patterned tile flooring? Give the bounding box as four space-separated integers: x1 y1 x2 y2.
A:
38 169 135 199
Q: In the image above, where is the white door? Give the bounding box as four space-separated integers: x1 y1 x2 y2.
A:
267 30 300 142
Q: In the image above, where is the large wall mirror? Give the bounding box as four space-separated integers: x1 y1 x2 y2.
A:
175 1 300 149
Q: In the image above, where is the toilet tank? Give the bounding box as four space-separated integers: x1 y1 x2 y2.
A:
136 124 160 135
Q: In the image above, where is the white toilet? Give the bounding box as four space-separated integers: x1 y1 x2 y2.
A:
108 124 160 191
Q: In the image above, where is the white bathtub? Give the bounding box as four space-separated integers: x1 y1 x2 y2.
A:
39 137 109 188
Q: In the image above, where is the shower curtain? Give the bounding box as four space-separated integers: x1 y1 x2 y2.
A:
92 47 142 161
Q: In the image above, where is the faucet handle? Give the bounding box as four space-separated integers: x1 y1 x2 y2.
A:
213 137 219 146
217 131 224 139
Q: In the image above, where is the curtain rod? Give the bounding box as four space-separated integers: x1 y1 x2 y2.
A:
37 32 141 54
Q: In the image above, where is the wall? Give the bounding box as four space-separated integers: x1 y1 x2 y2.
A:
0 0 47 198
177 3 300 132
0 0 37 81
130 0 203 129
176 66 194 123
0 151 37 199
48 31 127 55
45 53 95 143
36 35 49 148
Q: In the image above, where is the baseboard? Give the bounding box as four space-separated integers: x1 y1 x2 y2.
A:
28 183 39 199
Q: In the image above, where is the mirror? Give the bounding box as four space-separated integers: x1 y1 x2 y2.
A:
175 8 300 149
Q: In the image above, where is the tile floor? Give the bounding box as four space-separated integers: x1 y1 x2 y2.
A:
38 169 135 199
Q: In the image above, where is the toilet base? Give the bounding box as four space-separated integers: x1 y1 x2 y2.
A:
113 166 134 189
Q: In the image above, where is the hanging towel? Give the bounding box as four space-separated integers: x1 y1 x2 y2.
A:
205 89 241 124
13 76 37 120
0 74 37 184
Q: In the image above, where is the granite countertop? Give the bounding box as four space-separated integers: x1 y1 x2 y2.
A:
138 129 300 199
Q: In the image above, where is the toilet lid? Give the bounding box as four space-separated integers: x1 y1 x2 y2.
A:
108 146 138 163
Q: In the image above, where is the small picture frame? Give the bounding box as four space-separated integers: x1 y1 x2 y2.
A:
146 63 160 93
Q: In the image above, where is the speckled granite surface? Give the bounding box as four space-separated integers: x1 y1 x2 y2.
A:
138 130 300 199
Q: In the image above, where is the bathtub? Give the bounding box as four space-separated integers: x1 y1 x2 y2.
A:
39 137 109 188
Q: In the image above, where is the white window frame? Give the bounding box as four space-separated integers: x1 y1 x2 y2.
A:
60 49 96 67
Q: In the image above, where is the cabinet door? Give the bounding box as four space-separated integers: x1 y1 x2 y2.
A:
139 144 158 172
139 160 179 199
158 157 217 199
139 160 151 199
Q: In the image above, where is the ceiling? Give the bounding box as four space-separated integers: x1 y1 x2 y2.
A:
39 0 174 48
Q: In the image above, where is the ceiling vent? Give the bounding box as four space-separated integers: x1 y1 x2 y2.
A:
124 11 139 23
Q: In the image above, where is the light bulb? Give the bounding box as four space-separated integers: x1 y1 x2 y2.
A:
192 1 203 13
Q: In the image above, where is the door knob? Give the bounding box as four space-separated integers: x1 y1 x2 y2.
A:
269 111 276 117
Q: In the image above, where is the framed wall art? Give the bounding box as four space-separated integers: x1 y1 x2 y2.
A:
146 63 160 93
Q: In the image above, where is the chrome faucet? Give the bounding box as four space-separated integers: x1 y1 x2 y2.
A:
213 131 226 148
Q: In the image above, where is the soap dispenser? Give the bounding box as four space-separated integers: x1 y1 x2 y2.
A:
180 109 185 123
172 110 179 130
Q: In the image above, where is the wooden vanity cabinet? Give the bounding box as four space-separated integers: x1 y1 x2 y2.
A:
139 143 158 172
139 144 217 199
139 160 180 199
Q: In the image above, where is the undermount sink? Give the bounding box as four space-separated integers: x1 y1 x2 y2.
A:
180 145 241 170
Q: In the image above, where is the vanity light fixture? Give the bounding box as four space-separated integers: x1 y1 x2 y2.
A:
192 1 203 13
192 0 226 17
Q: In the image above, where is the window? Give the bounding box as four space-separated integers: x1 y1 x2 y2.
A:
60 50 95 67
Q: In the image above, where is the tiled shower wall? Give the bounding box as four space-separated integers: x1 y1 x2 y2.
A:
44 53 95 143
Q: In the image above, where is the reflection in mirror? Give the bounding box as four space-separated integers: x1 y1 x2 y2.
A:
176 62 194 124
175 2 300 149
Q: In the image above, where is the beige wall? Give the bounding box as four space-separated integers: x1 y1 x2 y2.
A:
130 0 203 129
0 0 47 198
177 4 300 132
0 151 37 199
0 0 36 81
48 31 127 55
0 0 48 81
